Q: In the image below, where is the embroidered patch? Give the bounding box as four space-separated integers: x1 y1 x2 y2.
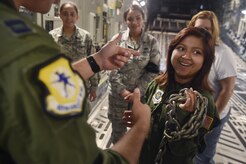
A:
36 56 86 118
4 19 32 36
152 89 164 104
202 115 214 130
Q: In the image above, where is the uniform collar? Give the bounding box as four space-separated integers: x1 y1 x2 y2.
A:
58 25 80 39
122 28 146 49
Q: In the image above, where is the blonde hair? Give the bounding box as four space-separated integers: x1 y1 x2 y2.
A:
187 10 220 45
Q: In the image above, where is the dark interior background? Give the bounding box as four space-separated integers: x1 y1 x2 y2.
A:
145 0 246 61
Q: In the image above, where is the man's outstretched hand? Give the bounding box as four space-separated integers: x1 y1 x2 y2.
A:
93 33 140 70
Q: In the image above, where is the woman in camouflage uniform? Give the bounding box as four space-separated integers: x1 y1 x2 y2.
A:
49 1 98 102
108 4 161 144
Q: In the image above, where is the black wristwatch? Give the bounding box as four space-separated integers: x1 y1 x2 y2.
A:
86 56 101 73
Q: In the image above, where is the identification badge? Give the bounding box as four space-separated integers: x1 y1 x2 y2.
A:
36 55 86 118
152 89 164 104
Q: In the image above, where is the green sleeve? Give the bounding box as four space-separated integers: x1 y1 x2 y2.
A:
0 5 129 163
97 149 129 164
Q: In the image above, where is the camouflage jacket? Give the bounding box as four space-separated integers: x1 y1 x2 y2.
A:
109 29 161 96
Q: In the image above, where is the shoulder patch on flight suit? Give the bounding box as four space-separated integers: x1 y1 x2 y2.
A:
35 55 87 118
4 19 32 36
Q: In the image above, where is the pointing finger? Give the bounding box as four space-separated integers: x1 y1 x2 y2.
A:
110 32 123 43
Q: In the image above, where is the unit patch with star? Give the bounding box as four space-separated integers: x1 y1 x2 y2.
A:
35 55 86 118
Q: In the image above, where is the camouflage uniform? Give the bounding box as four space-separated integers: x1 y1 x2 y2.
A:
108 29 161 144
49 26 99 97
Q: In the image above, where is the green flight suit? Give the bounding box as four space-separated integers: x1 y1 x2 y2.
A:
139 80 220 164
0 2 128 164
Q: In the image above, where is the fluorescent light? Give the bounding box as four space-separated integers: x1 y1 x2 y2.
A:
132 0 146 6
140 1 146 6
132 0 139 5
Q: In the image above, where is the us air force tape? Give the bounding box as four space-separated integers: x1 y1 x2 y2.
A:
35 55 87 118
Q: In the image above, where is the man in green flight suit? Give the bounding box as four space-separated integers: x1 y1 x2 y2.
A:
0 0 151 164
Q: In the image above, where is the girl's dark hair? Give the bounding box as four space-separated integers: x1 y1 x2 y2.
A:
123 4 145 21
156 27 215 93
60 1 78 14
